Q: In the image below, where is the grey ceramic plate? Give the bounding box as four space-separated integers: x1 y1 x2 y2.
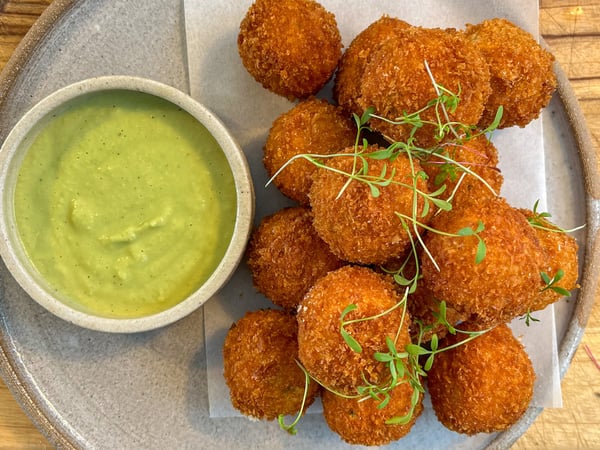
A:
0 1 597 449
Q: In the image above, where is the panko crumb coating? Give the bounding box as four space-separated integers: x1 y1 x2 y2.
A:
334 15 412 115
420 134 503 207
309 145 433 265
357 26 491 148
238 0 342 100
427 323 535 434
420 196 545 327
297 266 410 395
263 98 356 205
519 209 580 312
223 309 320 420
465 18 557 129
246 206 344 311
322 379 422 446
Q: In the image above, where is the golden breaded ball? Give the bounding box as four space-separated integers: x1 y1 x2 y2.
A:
358 26 491 148
322 379 422 446
297 266 410 395
223 309 320 420
465 18 557 128
421 196 545 326
309 145 433 265
246 206 344 310
264 98 356 205
427 323 535 434
519 208 579 312
334 15 412 115
238 0 342 99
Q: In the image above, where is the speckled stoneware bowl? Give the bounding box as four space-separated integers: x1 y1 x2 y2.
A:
0 75 254 333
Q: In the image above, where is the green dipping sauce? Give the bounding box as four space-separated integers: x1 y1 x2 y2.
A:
14 90 237 318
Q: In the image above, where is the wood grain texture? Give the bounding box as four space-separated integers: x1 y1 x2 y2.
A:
0 0 598 448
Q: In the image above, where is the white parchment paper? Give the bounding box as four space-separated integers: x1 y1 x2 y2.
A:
183 0 561 427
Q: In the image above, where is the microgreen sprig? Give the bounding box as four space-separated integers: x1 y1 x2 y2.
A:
339 293 410 355
527 199 585 234
278 296 491 434
540 269 572 297
518 269 571 326
457 220 487 264
520 308 540 327
394 213 487 266
343 297 490 426
277 360 312 435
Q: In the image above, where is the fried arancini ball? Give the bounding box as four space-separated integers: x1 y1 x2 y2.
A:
238 0 342 99
297 266 410 395
420 134 503 206
420 196 545 326
263 98 356 205
427 323 535 434
246 206 344 310
519 209 579 312
334 15 412 115
358 26 491 148
465 18 557 129
223 309 320 420
322 379 422 446
309 145 433 265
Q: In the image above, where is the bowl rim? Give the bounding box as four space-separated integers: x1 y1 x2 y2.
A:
0 75 255 333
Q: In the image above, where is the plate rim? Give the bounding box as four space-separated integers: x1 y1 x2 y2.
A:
487 55 600 449
0 2 83 448
0 3 598 449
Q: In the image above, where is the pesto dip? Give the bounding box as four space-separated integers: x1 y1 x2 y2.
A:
14 90 237 318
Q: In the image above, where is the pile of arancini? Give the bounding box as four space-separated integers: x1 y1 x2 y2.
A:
224 0 579 446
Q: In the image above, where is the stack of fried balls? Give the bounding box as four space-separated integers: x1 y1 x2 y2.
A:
224 0 578 446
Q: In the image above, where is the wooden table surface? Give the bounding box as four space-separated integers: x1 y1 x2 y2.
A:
0 0 599 448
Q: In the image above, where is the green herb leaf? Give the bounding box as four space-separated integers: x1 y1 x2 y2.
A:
341 328 362 353
385 336 396 354
474 220 485 233
369 183 381 198
394 274 413 286
340 304 362 353
430 197 452 211
360 106 375 126
552 286 572 297
340 304 358 319
405 344 429 356
374 352 393 362
278 415 297 435
475 239 487 264
540 271 552 285
457 226 474 237
430 334 439 352
424 354 435 371
540 269 571 297
386 411 413 425
521 309 541 327
368 147 394 160
395 359 405 379
377 393 391 409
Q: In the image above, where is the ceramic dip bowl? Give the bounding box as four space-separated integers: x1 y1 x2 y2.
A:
0 76 254 333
